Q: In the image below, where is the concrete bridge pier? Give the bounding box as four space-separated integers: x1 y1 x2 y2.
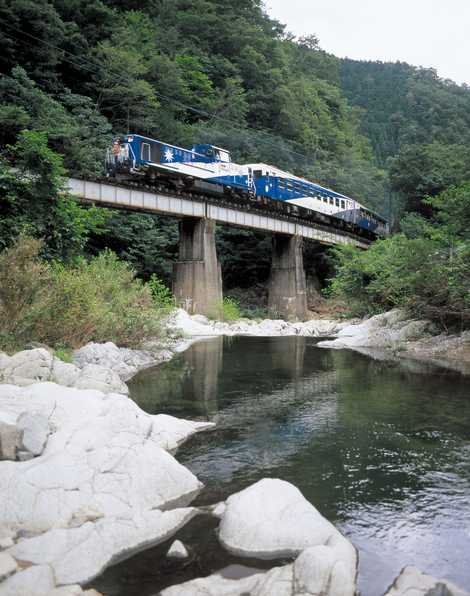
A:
268 234 308 321
173 217 223 317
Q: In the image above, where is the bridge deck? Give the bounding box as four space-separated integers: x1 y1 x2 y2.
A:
67 178 370 248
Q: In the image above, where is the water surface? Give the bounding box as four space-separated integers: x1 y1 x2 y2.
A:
93 336 470 595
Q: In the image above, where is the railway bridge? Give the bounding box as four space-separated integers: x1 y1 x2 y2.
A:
68 177 370 320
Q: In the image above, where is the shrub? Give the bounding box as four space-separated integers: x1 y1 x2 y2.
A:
0 237 167 351
0 236 53 351
221 297 241 322
147 274 175 311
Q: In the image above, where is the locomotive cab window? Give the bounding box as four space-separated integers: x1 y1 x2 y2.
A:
141 143 150 161
216 149 230 163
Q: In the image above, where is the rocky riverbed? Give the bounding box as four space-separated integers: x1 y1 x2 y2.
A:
0 309 469 595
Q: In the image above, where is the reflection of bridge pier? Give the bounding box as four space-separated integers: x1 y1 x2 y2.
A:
269 336 306 378
173 218 222 317
183 337 223 417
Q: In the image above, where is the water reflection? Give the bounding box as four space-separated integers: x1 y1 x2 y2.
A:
130 337 223 418
123 337 470 596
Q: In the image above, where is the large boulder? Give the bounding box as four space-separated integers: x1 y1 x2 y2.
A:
384 566 470 596
218 479 356 566
73 342 156 381
0 349 54 386
72 364 128 395
0 382 213 593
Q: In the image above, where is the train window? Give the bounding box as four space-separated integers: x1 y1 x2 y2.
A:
329 197 334 205
323 196 328 203
341 200 345 209
218 150 230 162
141 143 150 161
335 198 340 207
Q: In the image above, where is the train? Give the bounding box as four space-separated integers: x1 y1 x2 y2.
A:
105 134 388 237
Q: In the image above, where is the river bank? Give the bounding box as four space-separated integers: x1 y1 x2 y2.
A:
0 309 469 595
317 309 470 374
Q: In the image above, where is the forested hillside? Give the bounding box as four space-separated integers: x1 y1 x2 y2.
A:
0 0 390 302
2 0 470 325
331 61 470 325
341 59 470 165
0 0 385 201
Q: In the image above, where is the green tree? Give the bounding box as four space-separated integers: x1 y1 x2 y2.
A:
0 130 107 258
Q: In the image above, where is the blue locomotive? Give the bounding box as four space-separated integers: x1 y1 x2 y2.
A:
106 134 388 236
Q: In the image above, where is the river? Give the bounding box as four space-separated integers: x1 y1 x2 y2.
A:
91 336 470 595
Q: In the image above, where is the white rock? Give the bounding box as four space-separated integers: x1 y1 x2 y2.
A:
51 360 80 388
318 309 431 350
210 502 226 519
384 566 470 596
0 383 203 534
0 552 17 581
0 422 22 461
218 478 356 574
0 348 129 394
167 539 189 559
161 545 356 596
0 538 13 551
0 564 55 596
0 526 15 551
0 381 211 588
170 309 347 339
73 342 156 381
9 508 197 586
0 348 53 386
73 364 128 395
171 309 222 337
151 414 214 453
17 411 50 456
46 586 83 596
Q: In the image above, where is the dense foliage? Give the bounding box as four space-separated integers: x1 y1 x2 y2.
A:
0 130 107 258
0 236 170 351
328 184 470 327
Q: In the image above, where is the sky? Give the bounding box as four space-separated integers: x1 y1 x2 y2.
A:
266 0 470 86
